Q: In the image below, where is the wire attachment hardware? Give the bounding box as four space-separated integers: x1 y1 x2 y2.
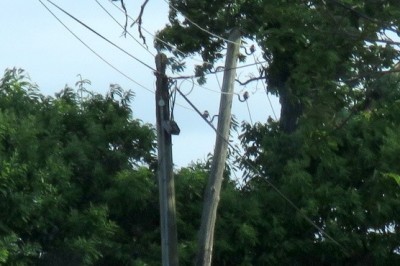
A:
163 120 180 135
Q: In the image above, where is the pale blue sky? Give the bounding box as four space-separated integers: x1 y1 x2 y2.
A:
1 0 279 168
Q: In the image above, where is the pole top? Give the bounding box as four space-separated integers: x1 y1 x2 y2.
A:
155 53 168 73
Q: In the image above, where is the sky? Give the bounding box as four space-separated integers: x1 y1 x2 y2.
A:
1 0 280 168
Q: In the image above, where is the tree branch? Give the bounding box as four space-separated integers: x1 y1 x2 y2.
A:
131 0 149 47
235 68 266 86
112 0 128 36
235 76 265 86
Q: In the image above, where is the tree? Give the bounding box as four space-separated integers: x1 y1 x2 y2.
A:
0 68 159 265
154 0 400 264
237 71 400 265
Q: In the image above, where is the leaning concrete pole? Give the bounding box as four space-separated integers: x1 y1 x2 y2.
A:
195 29 241 266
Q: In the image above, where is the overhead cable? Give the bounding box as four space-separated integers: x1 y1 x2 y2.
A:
108 0 218 68
245 100 253 125
95 0 155 57
46 0 157 73
107 0 267 98
170 60 268 81
252 54 278 120
163 0 241 46
175 85 219 135
38 0 153 94
41 0 197 113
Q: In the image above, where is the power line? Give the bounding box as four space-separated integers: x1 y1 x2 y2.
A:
169 59 269 97
108 0 273 119
178 78 195 96
109 0 260 72
46 0 157 73
107 0 267 98
214 69 223 92
169 55 269 98
251 54 278 120
163 0 241 46
214 65 253 124
144 26 208 63
108 0 219 68
109 0 276 116
41 0 196 114
104 1 270 113
171 58 268 98
264 87 278 120
109 0 260 71
95 0 155 57
108 1 181 52
170 60 268 81
194 80 239 96
38 0 154 94
175 85 349 255
245 100 253 125
175 85 219 135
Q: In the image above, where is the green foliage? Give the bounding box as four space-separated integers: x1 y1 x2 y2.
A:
155 0 400 264
174 164 208 264
236 74 400 264
158 0 400 132
385 173 400 187
4 1 400 264
0 68 158 265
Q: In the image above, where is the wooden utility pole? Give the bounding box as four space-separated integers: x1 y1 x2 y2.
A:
155 53 179 266
196 29 241 266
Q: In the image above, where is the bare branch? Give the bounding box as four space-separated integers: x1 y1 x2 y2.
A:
235 68 266 86
131 0 150 47
365 38 400 46
235 76 265 86
112 0 128 36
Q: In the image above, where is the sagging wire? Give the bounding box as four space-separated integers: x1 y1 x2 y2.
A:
109 0 265 81
162 0 242 46
108 0 216 68
38 0 154 94
46 0 157 73
169 80 178 122
245 98 253 125
173 81 219 135
179 78 195 96
95 0 154 56
252 53 278 120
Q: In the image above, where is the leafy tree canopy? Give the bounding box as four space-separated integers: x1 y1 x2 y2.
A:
157 0 400 132
0 68 159 265
154 0 400 264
